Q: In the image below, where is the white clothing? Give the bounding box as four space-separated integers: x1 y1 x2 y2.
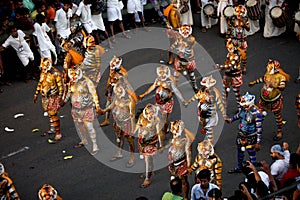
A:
201 1 218 29
127 0 143 13
294 4 300 37
217 0 232 34
263 0 286 38
54 8 73 39
91 13 106 31
191 183 219 200
76 1 97 33
270 159 289 182
107 0 123 21
2 30 34 66
72 3 79 14
33 23 56 52
245 171 270 188
33 23 57 63
181 0 193 25
246 19 260 36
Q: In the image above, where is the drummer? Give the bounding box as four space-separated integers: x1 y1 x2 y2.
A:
217 0 233 36
263 0 286 38
244 0 260 36
200 0 218 32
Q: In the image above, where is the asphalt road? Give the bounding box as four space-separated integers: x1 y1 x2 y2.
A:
0 17 300 200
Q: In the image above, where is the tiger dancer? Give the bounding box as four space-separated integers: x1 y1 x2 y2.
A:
34 58 63 143
184 75 226 144
249 59 290 141
215 38 245 112
225 92 263 173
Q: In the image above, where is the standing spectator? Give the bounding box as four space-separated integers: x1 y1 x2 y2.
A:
0 25 34 82
191 169 219 200
30 1 47 21
14 7 34 36
270 144 290 188
23 0 35 13
54 0 73 39
33 14 57 64
91 0 112 48
106 0 130 42
0 163 20 200
73 0 98 41
162 177 184 200
127 0 148 30
263 0 286 38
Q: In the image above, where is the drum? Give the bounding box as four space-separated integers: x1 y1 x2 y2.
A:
203 3 218 18
246 0 261 20
295 10 300 26
223 5 235 19
269 6 289 28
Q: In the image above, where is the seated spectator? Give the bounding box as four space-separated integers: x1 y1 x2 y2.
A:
162 176 183 200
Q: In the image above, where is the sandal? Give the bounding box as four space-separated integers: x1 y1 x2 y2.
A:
126 159 135 168
140 179 151 188
110 154 123 162
74 142 85 148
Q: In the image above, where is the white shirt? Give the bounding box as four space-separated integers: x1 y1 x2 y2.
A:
107 0 119 8
2 30 32 55
33 23 55 51
76 1 92 23
270 159 289 182
54 8 73 38
191 183 219 200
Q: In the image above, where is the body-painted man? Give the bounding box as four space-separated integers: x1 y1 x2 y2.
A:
38 184 62 200
0 163 20 200
168 120 195 200
225 92 263 173
216 38 245 111
100 78 136 167
100 56 130 127
80 35 105 86
63 67 101 155
136 104 162 188
165 0 181 65
188 140 222 190
249 59 290 140
184 75 226 143
34 58 63 142
226 5 250 72
139 65 186 147
170 25 198 92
